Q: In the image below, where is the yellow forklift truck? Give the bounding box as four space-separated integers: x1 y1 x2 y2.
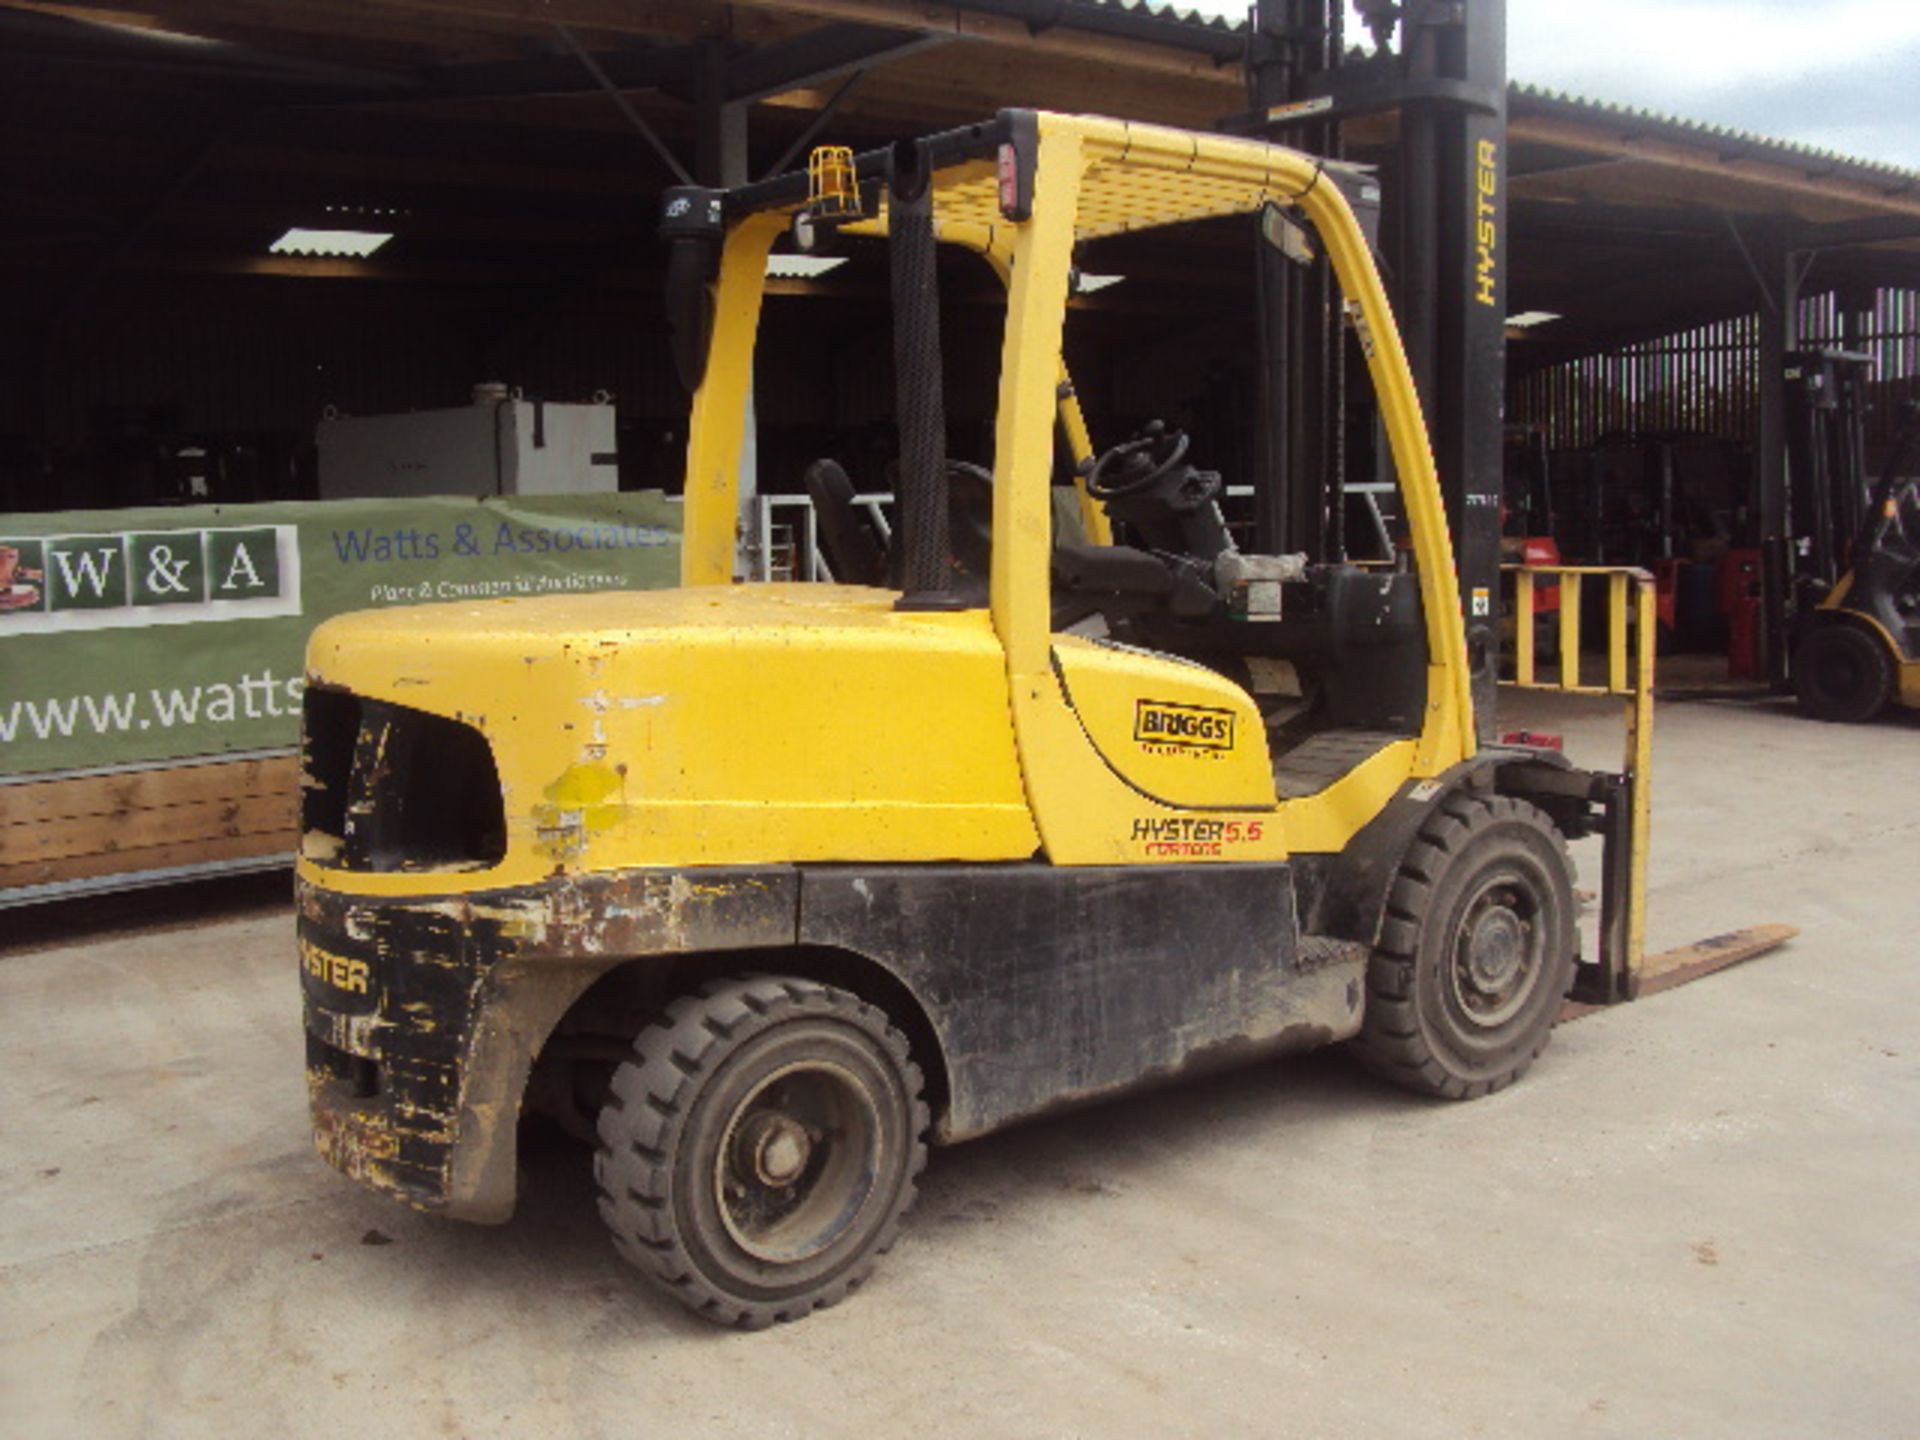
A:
298 112 1644 1327
1792 401 1920 720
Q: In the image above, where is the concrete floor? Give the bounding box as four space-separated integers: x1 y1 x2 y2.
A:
4 689 1917 1439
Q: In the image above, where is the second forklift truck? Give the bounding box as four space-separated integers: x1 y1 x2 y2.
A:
1789 381 1920 721
296 112 1646 1327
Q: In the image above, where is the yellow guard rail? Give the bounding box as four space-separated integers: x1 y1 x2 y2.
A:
1504 563 1655 1000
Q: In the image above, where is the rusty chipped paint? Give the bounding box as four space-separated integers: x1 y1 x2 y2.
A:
300 867 800 1219
309 1070 401 1171
794 865 1363 1144
530 761 627 863
300 831 345 864
302 854 1369 1221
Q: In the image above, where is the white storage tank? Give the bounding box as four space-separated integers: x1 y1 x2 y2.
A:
317 386 618 500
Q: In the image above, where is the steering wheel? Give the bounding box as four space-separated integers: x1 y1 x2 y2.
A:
1087 420 1192 501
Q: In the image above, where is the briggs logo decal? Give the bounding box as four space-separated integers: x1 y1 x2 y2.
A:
1134 699 1235 752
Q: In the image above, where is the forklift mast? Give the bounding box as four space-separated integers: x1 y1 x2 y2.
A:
1241 0 1508 737
1781 350 1875 609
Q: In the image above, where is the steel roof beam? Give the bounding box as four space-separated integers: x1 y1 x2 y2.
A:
419 19 944 112
718 22 950 104
419 38 694 100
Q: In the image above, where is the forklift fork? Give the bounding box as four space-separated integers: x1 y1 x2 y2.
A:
1507 564 1652 1005
1505 562 1794 1010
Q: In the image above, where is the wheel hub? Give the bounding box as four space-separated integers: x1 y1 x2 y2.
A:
1466 906 1527 994
714 1059 882 1265
736 1111 813 1188
1819 651 1860 690
1449 880 1539 1028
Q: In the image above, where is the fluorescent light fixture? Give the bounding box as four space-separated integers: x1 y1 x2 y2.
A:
1506 310 1563 329
98 21 221 47
268 227 393 258
1074 272 1125 294
766 254 849 280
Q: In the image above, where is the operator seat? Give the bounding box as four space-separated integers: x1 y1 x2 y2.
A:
802 459 888 586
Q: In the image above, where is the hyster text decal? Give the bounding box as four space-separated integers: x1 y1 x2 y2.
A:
1131 816 1265 858
1474 138 1499 308
301 939 371 996
1134 699 1235 753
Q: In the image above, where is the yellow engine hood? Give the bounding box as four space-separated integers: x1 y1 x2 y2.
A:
304 585 1040 892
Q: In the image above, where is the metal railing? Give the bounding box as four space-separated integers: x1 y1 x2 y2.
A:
751 490 894 582
1509 564 1655 700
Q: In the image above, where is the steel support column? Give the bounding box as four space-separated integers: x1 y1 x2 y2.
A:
1427 0 1507 739
1756 240 1800 685
1249 0 1298 558
1241 0 1505 720
1248 0 1339 561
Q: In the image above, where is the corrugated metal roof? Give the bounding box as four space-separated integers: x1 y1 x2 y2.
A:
947 0 1244 58
1018 3 1920 187
1076 0 1246 31
1511 82 1920 191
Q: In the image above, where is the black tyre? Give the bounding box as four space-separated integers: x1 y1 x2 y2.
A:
1351 794 1576 1100
1794 623 1893 723
594 975 927 1328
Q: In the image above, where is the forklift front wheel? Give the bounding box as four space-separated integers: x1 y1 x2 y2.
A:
1793 623 1894 723
1351 794 1576 1100
594 975 928 1328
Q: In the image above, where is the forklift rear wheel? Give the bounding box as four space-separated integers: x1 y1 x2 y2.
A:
1351 794 1575 1100
594 975 927 1328
1793 623 1893 723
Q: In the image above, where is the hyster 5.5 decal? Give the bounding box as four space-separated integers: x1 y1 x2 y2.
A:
1134 699 1235 754
1131 816 1265 858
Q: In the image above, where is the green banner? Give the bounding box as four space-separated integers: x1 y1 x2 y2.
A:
0 492 681 778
